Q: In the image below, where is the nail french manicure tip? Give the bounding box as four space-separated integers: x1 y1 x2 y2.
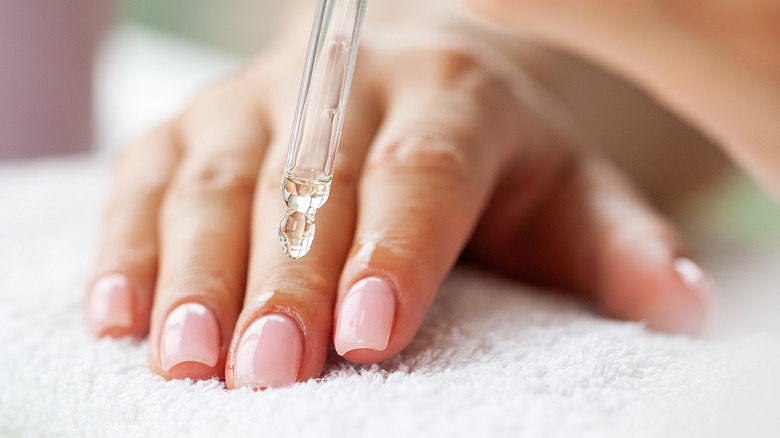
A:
334 277 396 356
88 274 134 335
160 303 221 372
232 314 303 389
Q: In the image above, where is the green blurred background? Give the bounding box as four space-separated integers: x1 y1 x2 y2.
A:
122 0 284 53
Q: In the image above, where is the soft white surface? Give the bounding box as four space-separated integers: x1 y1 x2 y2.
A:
2 25 780 437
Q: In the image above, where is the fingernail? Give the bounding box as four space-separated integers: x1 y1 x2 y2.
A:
88 274 133 336
671 257 716 334
334 277 396 356
160 303 221 371
232 314 303 389
674 257 708 291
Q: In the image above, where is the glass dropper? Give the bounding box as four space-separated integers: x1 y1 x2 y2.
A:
279 0 368 259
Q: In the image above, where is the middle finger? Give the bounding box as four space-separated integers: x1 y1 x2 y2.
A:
225 88 381 389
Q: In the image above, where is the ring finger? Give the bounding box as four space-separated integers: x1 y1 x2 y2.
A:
147 80 270 380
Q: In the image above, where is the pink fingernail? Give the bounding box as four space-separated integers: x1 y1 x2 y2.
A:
671 257 716 334
674 257 709 291
88 274 133 336
334 277 396 356
160 303 221 371
232 315 303 389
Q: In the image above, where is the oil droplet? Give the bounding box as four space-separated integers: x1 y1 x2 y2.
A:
279 170 332 259
279 210 316 259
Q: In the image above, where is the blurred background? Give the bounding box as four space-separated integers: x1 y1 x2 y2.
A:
2 0 780 249
0 0 281 163
123 0 284 54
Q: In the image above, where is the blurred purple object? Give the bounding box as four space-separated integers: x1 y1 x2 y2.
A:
0 0 109 160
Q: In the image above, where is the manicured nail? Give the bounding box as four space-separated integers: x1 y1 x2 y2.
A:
160 303 220 371
334 277 396 356
674 257 708 291
671 257 715 334
232 314 303 389
88 274 133 336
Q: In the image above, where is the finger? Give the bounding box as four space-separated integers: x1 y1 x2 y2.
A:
87 124 180 338
469 155 714 335
333 50 520 363
147 82 270 380
225 92 381 389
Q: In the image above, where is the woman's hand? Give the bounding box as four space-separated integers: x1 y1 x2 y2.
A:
464 0 780 199
86 2 712 388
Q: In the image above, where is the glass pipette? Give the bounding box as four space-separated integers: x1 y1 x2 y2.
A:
279 0 368 259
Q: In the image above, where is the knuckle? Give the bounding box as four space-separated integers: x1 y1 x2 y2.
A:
436 49 509 101
432 49 483 80
170 156 258 201
413 47 511 112
388 46 493 90
368 133 473 184
425 48 496 92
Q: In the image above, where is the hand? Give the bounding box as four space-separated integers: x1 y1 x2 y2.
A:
464 0 780 199
86 2 712 388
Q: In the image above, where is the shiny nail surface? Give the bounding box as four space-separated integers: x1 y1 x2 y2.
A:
160 303 220 371
671 257 715 334
233 314 303 389
674 257 707 290
88 274 133 336
334 277 396 356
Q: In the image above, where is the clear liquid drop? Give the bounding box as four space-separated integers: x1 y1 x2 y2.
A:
279 210 316 259
278 170 331 259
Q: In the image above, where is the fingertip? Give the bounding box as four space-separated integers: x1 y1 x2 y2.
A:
651 257 717 336
86 273 136 338
601 252 717 336
159 361 224 381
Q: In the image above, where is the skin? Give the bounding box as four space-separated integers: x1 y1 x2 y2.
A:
87 1 723 386
464 0 780 199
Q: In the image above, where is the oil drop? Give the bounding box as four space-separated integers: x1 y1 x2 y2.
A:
279 170 332 259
